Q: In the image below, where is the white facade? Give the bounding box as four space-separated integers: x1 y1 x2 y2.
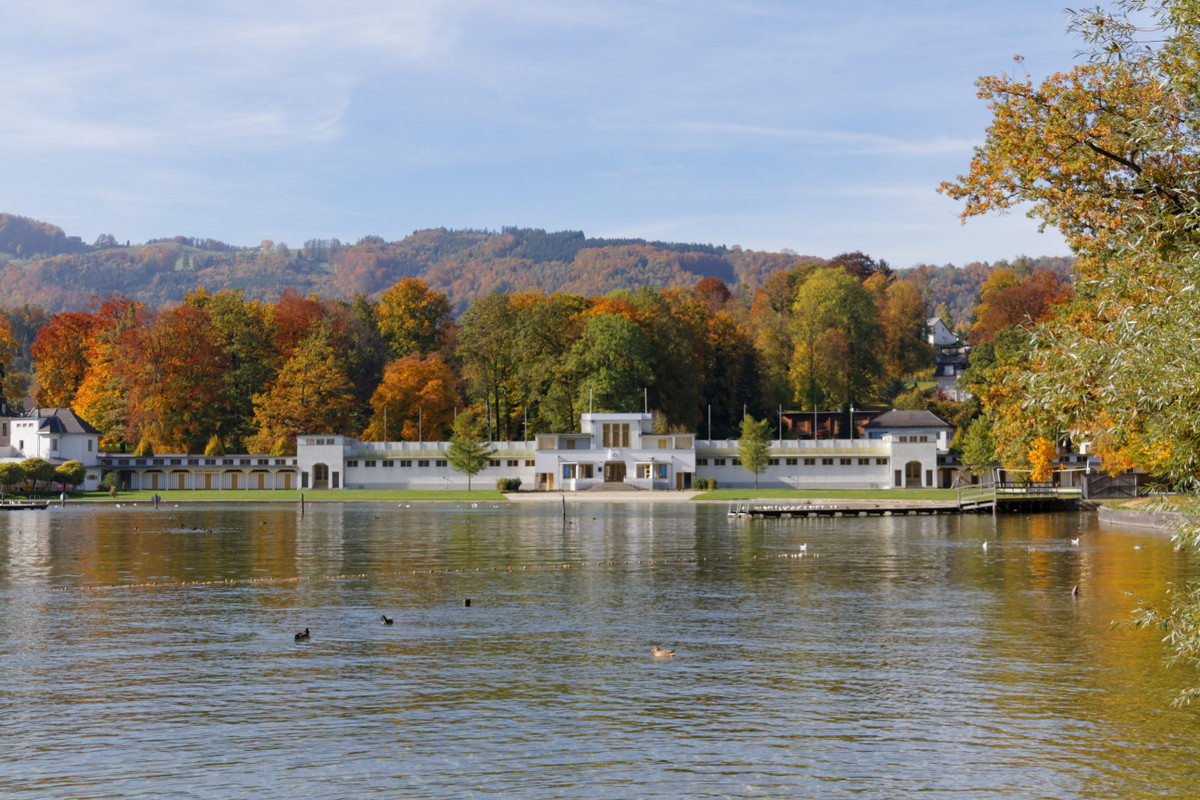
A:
294 410 944 491
532 413 696 491
927 317 959 348
0 408 102 490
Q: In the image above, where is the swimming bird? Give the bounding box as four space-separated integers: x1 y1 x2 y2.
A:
381 614 393 625
1070 537 1080 545
294 628 310 641
798 543 808 552
981 541 988 552
1134 543 1145 551
651 645 674 659
1072 584 1079 596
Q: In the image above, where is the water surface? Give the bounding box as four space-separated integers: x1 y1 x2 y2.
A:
1 502 1196 798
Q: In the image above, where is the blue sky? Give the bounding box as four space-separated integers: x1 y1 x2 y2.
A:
0 1 1082 267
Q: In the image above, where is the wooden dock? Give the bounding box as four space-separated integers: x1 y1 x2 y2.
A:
727 500 959 518
727 484 1079 519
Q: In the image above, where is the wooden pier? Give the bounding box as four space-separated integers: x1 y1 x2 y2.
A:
727 484 1079 520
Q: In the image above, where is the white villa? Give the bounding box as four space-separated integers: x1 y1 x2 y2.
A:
0 405 103 490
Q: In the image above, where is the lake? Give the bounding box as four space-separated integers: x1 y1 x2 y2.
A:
1 502 1197 798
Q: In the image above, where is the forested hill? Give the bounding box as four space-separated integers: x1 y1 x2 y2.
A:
0 215 805 313
0 212 1073 319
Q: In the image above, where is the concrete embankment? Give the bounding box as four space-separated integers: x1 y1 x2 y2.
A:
1096 505 1192 532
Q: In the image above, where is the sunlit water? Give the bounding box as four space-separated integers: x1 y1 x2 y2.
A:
1 502 1197 798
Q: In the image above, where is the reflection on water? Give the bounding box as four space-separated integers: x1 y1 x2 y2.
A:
0 503 1196 798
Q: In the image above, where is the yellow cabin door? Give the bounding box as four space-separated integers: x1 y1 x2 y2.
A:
204 473 212 490
151 473 161 490
256 473 265 490
283 472 291 490
230 473 239 490
176 473 186 490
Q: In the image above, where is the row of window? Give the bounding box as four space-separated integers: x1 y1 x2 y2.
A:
345 458 537 468
896 435 930 442
698 457 890 467
107 457 291 467
348 459 448 468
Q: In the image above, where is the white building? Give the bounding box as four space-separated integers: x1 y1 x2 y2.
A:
0 406 103 490
927 317 959 348
294 410 946 491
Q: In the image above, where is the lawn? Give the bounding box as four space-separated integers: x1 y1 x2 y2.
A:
61 489 509 503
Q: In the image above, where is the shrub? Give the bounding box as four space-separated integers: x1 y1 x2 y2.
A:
497 477 522 492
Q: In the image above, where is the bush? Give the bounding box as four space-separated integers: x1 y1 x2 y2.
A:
497 477 522 492
693 477 717 491
100 471 121 493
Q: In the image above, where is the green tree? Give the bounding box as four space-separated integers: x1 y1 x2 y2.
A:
0 462 25 493
204 435 226 457
446 411 495 491
248 324 356 454
54 460 87 489
21 458 55 492
568 313 655 416
790 267 883 410
737 414 771 490
960 416 998 479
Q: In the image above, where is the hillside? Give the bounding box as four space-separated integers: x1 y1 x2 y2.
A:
0 213 1073 319
0 216 807 313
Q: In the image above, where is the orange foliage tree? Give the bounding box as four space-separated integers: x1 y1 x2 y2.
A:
361 354 459 442
31 310 94 408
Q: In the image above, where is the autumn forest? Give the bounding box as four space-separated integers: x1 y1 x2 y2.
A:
0 212 1074 456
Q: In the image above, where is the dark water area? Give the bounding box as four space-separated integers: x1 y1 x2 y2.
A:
1 502 1197 798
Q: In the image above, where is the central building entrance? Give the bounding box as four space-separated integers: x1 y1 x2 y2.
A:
604 462 626 483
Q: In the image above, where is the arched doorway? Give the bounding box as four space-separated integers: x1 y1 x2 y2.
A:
312 463 329 489
904 460 922 488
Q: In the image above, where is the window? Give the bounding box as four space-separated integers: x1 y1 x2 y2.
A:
858 458 870 465
768 458 779 466
418 459 430 467
657 438 667 449
436 460 447 467
507 459 518 467
563 464 577 479
919 435 929 442
87 438 93 452
876 458 888 465
821 458 833 466
400 460 412 467
346 460 359 467
786 458 798 466
489 459 500 467
566 439 576 450
804 458 815 466
676 436 692 449
713 458 726 466
537 436 556 450
655 464 667 479
525 459 535 467
580 464 594 478
364 460 376 468
205 458 216 466
731 458 741 466
382 460 394 467
840 458 851 466
602 423 630 448
636 464 651 479
696 458 708 466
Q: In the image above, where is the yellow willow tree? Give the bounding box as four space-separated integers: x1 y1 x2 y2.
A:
942 0 1200 704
